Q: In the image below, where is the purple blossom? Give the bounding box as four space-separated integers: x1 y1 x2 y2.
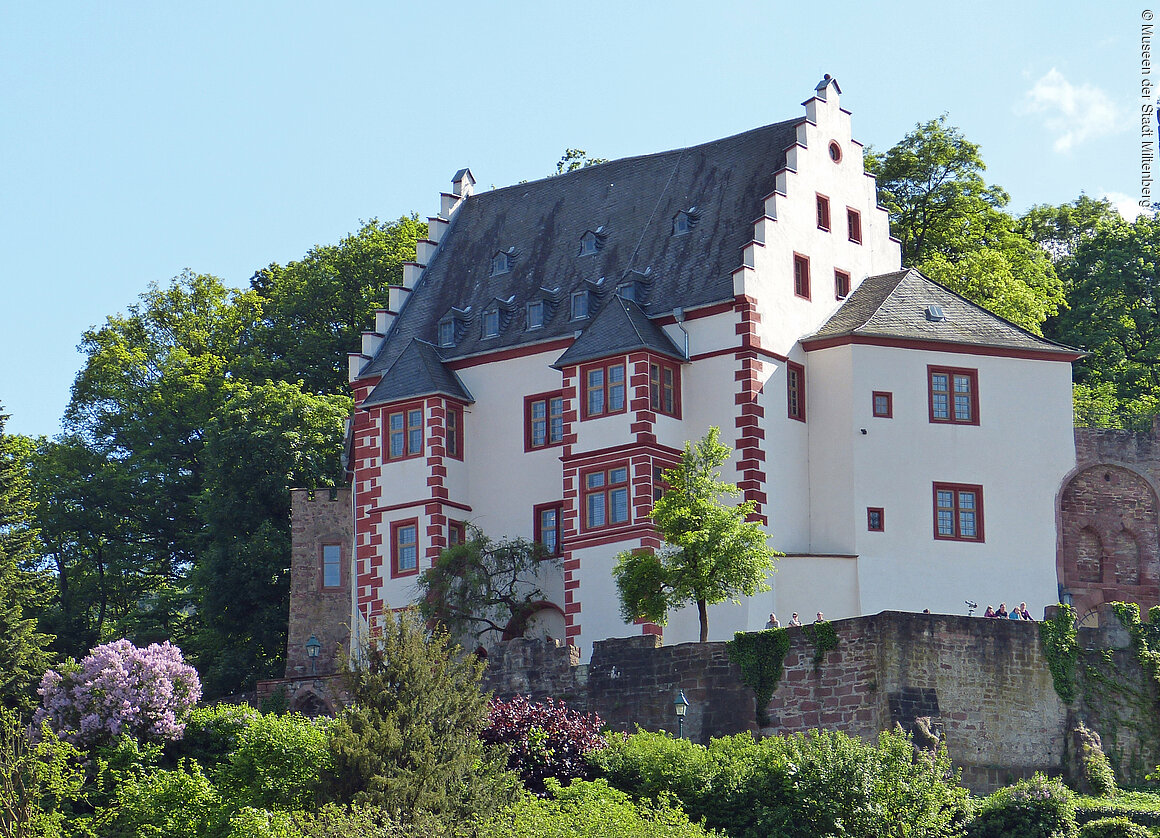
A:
34 639 202 748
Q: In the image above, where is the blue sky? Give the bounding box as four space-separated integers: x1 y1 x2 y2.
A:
0 1 1141 436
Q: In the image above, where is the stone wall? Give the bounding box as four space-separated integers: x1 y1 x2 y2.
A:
482 612 1113 793
286 488 352 680
1062 425 1160 620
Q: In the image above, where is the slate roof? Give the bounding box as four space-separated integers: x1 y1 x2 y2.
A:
802 269 1081 356
363 339 473 407
359 118 803 386
552 296 686 369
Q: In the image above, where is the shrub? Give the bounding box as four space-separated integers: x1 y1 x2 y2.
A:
218 712 331 811
100 760 229 838
0 708 85 838
35 639 201 748
592 727 969 838
1078 817 1153 838
476 779 716 837
967 773 1077 838
167 703 260 767
482 696 606 793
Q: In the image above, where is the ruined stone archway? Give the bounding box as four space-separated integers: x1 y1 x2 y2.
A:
1059 464 1160 618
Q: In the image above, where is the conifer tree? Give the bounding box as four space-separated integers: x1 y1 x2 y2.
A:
0 408 54 713
322 609 515 822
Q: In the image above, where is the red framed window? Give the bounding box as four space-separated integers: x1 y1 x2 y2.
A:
933 483 984 542
385 403 424 461
847 208 862 244
581 360 627 420
928 367 979 425
793 253 811 300
787 361 806 422
816 194 831 231
391 519 420 577
867 508 885 532
534 502 563 556
834 270 850 300
445 404 464 460
524 391 565 450
649 360 681 417
581 463 630 531
448 520 466 547
872 391 893 418
321 543 342 588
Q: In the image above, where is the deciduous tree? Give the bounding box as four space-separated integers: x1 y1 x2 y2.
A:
613 428 778 643
416 529 559 647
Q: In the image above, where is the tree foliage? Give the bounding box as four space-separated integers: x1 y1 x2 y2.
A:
867 116 1064 334
481 696 606 794
322 609 516 823
614 427 778 642
250 216 426 394
1047 214 1160 413
417 529 559 647
0 409 55 714
554 149 608 175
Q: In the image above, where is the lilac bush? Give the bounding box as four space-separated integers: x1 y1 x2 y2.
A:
34 639 202 748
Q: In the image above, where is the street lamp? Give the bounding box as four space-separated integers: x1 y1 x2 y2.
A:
305 634 322 675
674 690 690 739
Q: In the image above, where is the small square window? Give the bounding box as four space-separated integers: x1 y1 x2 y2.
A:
527 300 544 330
674 212 690 235
793 254 811 300
867 508 884 532
834 270 850 300
582 360 626 419
438 320 455 348
581 464 630 531
491 252 510 275
385 404 424 461
448 520 466 547
571 290 589 320
483 309 500 338
872 391 893 418
579 232 599 256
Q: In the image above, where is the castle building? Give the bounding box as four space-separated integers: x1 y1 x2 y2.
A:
335 76 1080 657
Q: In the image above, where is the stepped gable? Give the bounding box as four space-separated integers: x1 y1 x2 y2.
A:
552 295 685 369
362 338 473 408
802 268 1082 356
358 118 803 383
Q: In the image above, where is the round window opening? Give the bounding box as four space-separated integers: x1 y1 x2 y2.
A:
828 141 842 163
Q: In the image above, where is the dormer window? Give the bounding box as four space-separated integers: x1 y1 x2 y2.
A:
571 290 589 320
490 250 512 276
672 207 699 236
616 282 637 302
527 300 545 330
579 231 599 256
483 309 500 338
438 319 455 348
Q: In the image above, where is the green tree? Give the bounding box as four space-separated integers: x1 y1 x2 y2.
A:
250 216 426 394
192 380 350 695
1050 214 1160 413
1018 195 1124 267
867 116 1064 334
613 427 778 643
0 410 54 713
322 609 516 823
416 528 559 647
0 709 85 838
554 149 608 175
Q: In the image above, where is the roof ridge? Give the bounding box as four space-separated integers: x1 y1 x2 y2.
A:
469 117 805 202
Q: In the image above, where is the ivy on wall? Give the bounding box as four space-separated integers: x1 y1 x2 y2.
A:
804 620 839 668
1111 602 1160 696
726 628 791 727
1040 604 1079 704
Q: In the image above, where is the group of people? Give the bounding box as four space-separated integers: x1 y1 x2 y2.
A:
983 601 1034 621
765 611 824 629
